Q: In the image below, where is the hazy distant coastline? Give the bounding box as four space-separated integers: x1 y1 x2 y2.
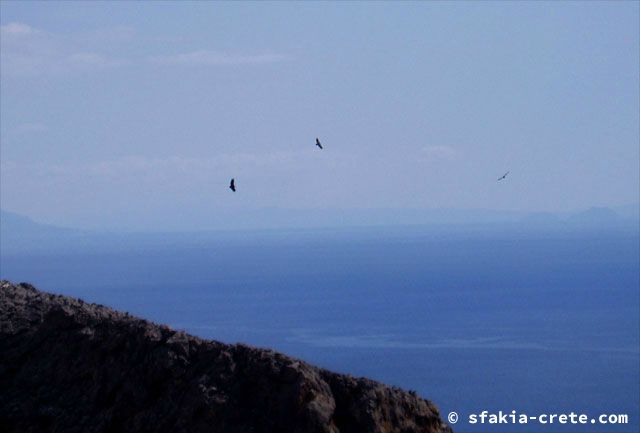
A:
1 205 638 255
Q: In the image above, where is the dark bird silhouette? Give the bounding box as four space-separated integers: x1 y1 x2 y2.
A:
315 138 323 150
497 171 510 181
229 178 236 192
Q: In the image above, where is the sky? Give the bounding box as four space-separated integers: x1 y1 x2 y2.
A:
1 1 638 230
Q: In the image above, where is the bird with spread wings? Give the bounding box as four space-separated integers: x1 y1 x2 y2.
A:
497 171 509 181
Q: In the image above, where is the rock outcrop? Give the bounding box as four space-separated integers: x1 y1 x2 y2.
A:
0 280 453 433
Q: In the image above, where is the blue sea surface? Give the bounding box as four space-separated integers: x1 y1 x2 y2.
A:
1 226 638 433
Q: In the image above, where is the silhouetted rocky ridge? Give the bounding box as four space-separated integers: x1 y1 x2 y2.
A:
0 281 453 433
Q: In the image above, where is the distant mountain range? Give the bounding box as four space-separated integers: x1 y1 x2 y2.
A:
1 206 638 255
1 210 80 253
1 210 74 236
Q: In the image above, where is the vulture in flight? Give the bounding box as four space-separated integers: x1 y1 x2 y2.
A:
229 178 236 192
315 138 323 150
497 171 510 181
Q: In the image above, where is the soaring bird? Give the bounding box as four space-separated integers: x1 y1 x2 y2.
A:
497 171 510 181
229 178 236 192
315 138 323 150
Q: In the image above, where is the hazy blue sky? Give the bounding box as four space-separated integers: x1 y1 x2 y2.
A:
1 1 638 230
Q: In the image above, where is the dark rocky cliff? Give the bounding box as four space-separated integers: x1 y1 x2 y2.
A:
0 281 453 433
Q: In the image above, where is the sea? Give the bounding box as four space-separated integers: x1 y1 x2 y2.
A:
1 224 638 433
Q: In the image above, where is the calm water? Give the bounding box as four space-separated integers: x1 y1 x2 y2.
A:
1 226 638 433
